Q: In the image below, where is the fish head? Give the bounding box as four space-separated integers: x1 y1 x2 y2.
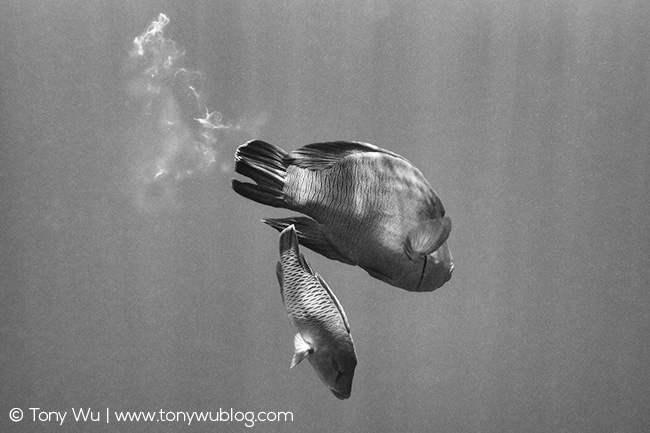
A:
416 242 454 292
307 339 357 400
363 241 454 292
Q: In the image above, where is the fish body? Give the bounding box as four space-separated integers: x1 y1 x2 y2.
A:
276 225 357 400
232 140 454 292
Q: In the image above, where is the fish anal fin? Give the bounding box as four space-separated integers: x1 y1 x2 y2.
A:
263 217 354 265
290 333 313 369
276 261 285 303
404 216 452 260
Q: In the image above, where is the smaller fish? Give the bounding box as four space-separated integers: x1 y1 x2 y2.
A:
276 225 357 399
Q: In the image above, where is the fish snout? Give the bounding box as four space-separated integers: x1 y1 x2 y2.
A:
415 244 453 292
444 263 454 283
331 388 351 400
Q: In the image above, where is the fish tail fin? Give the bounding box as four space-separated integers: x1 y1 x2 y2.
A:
232 140 288 208
278 224 316 274
278 224 299 255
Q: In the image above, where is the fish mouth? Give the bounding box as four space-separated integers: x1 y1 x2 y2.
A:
416 257 453 291
416 255 428 291
330 388 351 400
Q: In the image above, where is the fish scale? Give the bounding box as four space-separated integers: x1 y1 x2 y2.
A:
280 251 346 332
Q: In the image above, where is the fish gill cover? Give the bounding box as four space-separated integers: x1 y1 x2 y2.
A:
125 13 233 215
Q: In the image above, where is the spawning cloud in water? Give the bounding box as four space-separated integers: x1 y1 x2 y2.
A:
125 13 232 214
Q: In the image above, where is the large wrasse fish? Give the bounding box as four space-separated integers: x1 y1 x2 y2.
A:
232 140 453 292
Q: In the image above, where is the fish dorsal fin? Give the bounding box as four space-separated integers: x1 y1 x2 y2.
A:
299 253 315 275
287 141 406 170
316 273 351 333
404 216 452 260
290 333 313 368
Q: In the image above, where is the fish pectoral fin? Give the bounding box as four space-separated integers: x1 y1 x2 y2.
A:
404 216 452 260
290 333 314 369
263 217 354 265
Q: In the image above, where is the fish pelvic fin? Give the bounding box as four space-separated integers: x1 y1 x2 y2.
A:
404 216 452 260
232 140 288 208
290 333 314 369
264 216 355 265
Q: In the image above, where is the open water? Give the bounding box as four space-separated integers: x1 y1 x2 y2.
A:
2 1 649 431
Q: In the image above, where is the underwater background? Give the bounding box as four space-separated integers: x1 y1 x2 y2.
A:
1 0 649 432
